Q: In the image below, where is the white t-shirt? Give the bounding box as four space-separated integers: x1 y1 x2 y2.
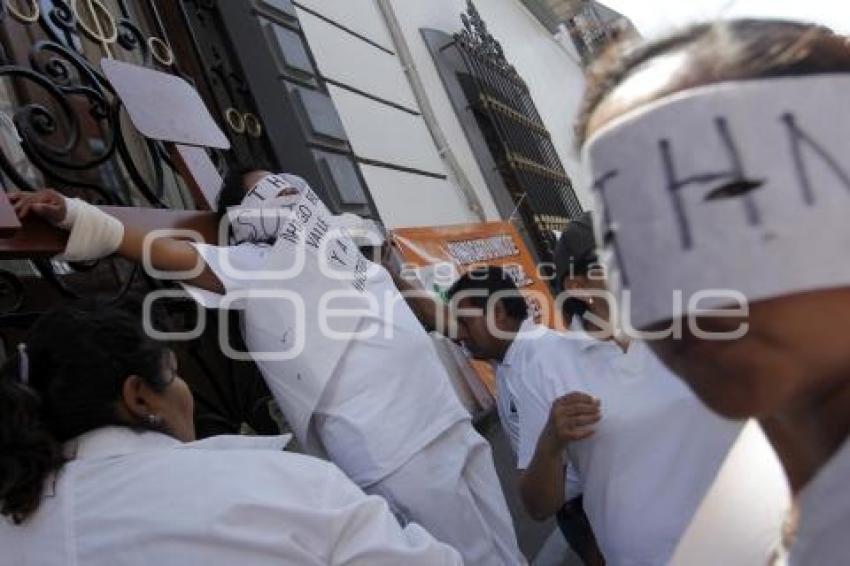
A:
494 348 522 455
183 184 468 486
497 319 582 499
0 427 461 566
791 435 850 565
515 328 741 566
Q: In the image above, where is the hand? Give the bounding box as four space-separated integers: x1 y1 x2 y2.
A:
9 189 67 226
544 392 601 449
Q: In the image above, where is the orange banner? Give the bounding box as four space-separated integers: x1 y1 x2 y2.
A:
390 221 563 402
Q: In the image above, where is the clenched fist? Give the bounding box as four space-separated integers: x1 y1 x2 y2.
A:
544 392 601 449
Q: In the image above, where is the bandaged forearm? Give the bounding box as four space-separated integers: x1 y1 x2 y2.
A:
57 198 124 261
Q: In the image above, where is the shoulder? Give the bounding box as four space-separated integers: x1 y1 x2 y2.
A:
142 446 359 512
135 442 340 491
511 328 588 398
516 326 588 370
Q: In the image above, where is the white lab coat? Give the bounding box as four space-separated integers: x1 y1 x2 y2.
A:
0 427 462 566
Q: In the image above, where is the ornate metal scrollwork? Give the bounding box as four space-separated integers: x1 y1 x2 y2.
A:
148 36 175 67
71 0 118 53
456 0 523 85
224 108 262 138
453 0 583 261
224 107 245 134
0 0 211 304
5 0 40 24
243 113 262 138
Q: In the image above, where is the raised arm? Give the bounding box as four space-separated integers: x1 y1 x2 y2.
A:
118 220 225 294
10 189 224 294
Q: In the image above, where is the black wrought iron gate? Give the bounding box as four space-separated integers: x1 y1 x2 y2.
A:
0 0 281 437
454 0 584 260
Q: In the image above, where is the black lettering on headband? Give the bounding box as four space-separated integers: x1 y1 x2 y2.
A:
660 117 763 251
593 169 630 288
714 118 763 227
703 179 764 201
783 113 850 206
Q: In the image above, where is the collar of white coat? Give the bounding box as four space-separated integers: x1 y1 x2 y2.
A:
501 318 543 368
66 426 292 461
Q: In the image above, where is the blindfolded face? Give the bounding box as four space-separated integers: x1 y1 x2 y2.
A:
227 174 305 244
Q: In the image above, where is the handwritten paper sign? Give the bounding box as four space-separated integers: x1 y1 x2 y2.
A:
583 75 850 328
218 180 381 447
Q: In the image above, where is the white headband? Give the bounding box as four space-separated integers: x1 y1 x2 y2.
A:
583 74 850 328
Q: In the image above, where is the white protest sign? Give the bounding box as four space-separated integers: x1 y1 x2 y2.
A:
583 75 850 328
221 179 386 447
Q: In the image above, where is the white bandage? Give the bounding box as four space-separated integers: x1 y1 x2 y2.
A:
57 198 124 262
583 74 850 329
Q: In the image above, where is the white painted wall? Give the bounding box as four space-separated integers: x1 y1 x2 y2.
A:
296 0 594 229
387 0 594 209
298 10 418 109
296 1 491 228
295 0 395 50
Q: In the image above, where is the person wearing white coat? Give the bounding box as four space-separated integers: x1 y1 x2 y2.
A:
0 303 461 566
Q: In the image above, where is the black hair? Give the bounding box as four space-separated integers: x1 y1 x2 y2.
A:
560 259 599 321
0 301 171 524
576 19 850 147
217 164 261 218
447 265 529 321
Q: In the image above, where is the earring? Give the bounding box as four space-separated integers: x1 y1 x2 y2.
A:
588 297 595 305
146 413 162 427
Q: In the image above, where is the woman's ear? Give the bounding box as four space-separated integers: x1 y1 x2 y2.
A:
120 375 158 423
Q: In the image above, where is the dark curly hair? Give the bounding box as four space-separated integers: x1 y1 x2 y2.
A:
0 301 171 524
447 266 529 322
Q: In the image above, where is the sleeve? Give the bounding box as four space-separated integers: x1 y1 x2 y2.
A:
179 242 269 309
515 356 559 471
323 466 463 565
515 345 586 472
565 463 583 500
